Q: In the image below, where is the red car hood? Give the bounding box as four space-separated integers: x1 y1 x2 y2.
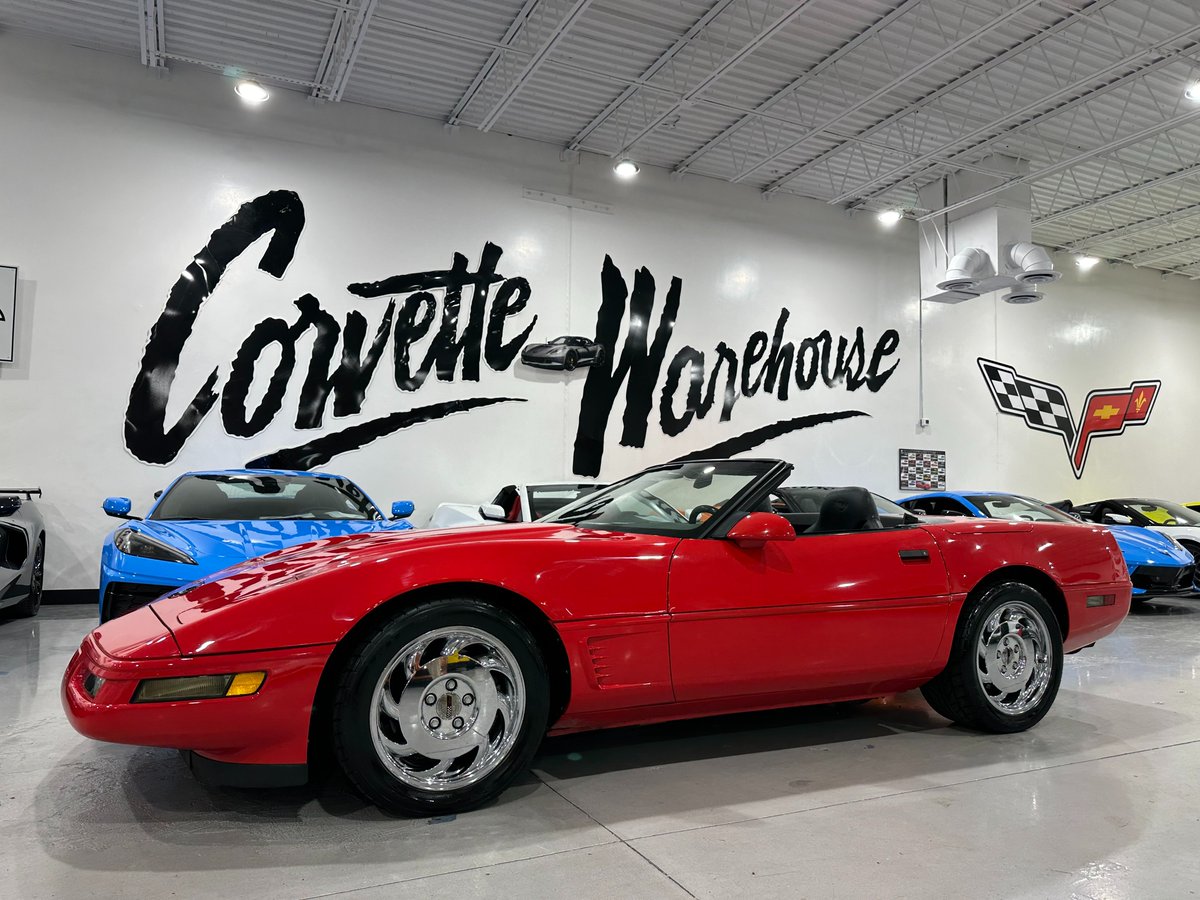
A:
151 522 677 656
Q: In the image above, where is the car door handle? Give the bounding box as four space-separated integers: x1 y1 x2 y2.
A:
898 549 930 561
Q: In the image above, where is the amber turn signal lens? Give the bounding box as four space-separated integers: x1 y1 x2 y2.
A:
226 672 267 697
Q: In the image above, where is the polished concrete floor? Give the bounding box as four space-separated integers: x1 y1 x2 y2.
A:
3 602 1199 899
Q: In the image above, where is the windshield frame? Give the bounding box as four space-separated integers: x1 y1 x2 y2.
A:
148 473 384 522
542 459 789 537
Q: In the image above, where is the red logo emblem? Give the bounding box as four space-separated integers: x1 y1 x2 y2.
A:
978 358 1159 478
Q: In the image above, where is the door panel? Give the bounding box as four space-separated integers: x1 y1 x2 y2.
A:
668 528 952 701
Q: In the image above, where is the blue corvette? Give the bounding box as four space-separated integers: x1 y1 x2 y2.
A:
896 491 1195 600
99 469 415 622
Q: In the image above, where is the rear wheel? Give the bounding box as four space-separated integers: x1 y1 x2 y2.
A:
333 598 549 816
13 537 44 618
921 582 1062 733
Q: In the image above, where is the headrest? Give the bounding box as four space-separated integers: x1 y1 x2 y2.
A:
810 487 883 534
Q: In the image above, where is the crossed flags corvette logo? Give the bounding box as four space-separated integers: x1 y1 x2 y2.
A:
978 358 1160 478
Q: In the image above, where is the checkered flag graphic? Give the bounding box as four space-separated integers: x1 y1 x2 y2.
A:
978 359 1076 448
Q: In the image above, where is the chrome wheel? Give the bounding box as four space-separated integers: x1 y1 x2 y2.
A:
975 600 1053 716
370 626 524 792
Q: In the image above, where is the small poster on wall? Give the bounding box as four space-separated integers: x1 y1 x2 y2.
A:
899 448 946 491
0 265 15 363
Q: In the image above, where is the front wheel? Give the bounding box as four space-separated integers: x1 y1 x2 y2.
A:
921 582 1062 733
564 351 579 371
333 598 549 816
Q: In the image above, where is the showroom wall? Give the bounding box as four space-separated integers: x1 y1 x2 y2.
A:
2 35 1199 591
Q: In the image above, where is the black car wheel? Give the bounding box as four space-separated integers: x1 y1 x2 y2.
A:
333 597 549 816
920 582 1062 733
14 536 44 618
564 351 579 371
594 346 606 365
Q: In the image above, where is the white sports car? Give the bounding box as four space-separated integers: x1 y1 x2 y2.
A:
428 482 606 529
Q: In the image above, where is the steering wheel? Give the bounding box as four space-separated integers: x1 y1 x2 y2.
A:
636 489 688 523
688 504 720 524
1164 517 1179 526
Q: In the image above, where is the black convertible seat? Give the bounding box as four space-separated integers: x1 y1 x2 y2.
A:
807 487 883 534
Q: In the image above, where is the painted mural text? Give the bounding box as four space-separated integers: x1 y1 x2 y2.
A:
572 256 901 475
124 190 534 467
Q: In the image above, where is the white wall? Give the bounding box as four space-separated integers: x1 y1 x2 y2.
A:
2 35 1198 591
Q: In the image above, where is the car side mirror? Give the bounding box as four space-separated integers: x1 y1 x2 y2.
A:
1103 513 1133 525
103 497 139 520
390 500 415 520
727 512 795 548
479 503 508 522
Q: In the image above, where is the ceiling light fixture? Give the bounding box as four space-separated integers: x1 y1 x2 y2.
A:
613 159 640 179
1186 81 1200 101
1075 255 1100 271
876 208 903 227
235 80 270 104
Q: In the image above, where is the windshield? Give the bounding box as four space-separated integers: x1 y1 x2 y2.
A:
543 460 773 535
151 474 379 521
549 336 568 345
526 484 604 519
965 494 1077 523
1118 499 1200 527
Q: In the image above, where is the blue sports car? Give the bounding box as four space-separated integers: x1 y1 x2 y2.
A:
896 491 1195 600
99 469 415 622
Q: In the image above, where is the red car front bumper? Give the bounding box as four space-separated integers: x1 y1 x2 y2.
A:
62 607 333 772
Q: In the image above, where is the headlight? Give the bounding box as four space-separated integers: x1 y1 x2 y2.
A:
132 672 266 703
114 527 197 565
1166 534 1190 554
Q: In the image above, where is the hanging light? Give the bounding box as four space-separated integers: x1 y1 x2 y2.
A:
876 208 903 227
613 159 640 179
235 80 270 104
1186 81 1200 101
1075 255 1100 271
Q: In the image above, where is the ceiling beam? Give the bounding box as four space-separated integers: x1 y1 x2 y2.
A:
447 0 543 125
611 1 817 159
916 107 1200 221
311 0 378 101
138 0 166 69
566 0 737 152
476 0 596 132
1059 201 1200 252
1118 232 1200 266
672 0 923 176
1034 161 1200 228
731 0 1046 190
836 32 1200 206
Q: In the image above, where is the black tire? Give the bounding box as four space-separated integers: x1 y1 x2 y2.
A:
594 346 606 365
564 351 578 371
332 597 549 816
13 537 44 619
920 582 1063 733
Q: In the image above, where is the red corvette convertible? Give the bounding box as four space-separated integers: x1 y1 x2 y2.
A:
63 459 1130 815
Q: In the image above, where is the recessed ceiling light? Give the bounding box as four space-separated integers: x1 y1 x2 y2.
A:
1186 81 1200 101
235 80 270 104
613 159 640 179
1076 255 1100 270
876 208 903 226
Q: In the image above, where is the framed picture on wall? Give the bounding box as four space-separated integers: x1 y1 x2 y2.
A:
0 265 15 363
899 448 947 491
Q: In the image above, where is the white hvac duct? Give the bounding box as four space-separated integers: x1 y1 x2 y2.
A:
936 247 994 291
1007 241 1060 285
